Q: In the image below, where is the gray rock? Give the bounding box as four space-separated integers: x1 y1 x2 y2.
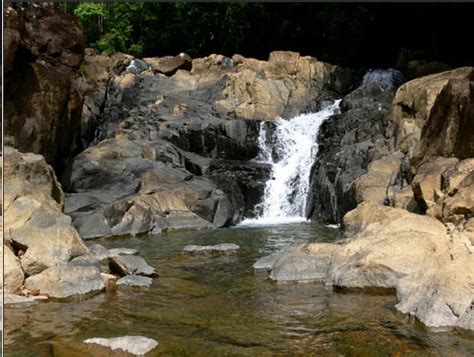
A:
108 248 138 256
4 294 38 307
89 244 113 262
68 254 101 270
116 275 153 288
109 255 156 277
253 251 284 271
183 243 240 256
84 336 158 356
24 266 105 299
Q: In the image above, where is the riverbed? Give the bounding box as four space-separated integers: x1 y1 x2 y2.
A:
5 222 474 356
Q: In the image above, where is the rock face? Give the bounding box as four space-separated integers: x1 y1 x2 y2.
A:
84 336 159 356
307 83 397 223
264 202 474 330
59 49 359 239
24 266 105 299
4 147 88 276
308 67 474 225
4 3 86 169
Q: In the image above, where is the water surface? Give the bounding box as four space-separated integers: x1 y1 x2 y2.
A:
5 222 474 356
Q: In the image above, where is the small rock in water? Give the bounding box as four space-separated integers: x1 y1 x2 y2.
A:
183 243 240 256
84 336 158 355
108 248 138 256
117 275 153 288
109 255 157 277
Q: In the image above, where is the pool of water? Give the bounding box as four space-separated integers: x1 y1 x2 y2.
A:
4 222 474 356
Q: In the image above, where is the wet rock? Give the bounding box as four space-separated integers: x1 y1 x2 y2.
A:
116 275 153 288
4 147 88 276
84 336 159 356
4 244 25 294
183 243 241 256
109 255 156 277
307 83 396 223
24 266 105 299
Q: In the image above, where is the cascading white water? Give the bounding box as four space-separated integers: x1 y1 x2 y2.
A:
241 100 341 226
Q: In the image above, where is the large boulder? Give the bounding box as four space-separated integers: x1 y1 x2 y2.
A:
4 147 88 275
24 266 105 299
4 3 86 169
264 202 473 330
63 138 244 239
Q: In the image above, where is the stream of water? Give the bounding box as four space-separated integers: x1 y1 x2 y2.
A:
5 224 474 356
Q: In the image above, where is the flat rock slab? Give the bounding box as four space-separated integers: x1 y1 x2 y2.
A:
24 266 105 299
117 275 153 288
253 252 283 271
84 336 158 356
183 243 241 256
109 248 138 256
4 294 38 307
109 255 156 277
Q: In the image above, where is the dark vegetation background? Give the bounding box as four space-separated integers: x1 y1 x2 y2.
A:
62 2 474 69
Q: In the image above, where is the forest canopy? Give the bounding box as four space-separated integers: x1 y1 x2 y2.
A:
62 2 474 68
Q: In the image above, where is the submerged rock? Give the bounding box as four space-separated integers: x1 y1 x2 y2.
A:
109 255 156 277
24 266 105 299
116 275 153 288
183 243 241 256
84 336 159 356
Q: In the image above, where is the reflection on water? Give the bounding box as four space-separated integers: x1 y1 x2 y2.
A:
5 222 474 356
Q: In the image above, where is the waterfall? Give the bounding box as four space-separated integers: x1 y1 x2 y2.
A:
241 100 341 225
